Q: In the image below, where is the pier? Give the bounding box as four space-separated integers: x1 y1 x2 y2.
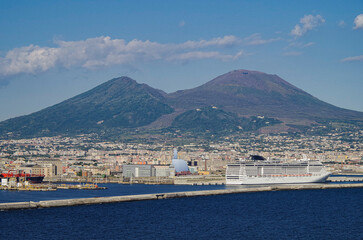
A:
328 176 363 182
1 183 362 211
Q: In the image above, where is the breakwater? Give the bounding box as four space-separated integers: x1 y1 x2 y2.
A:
1 183 362 211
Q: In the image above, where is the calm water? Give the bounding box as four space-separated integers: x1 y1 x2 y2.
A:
0 183 227 203
1 187 362 239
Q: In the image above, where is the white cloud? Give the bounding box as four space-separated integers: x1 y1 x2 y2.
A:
244 33 280 45
179 20 185 27
287 41 315 49
0 45 59 76
353 14 363 29
341 55 363 62
338 20 346 27
291 14 325 38
302 42 315 48
0 36 243 76
178 35 240 49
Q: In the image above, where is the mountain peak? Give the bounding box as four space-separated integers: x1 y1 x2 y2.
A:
203 69 300 94
105 76 167 97
103 76 138 90
110 76 137 85
229 69 266 74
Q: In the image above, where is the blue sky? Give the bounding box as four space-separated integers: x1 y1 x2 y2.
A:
0 0 362 121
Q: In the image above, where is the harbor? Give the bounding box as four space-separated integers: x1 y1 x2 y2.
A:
1 182 362 211
1 2 363 239
0 174 362 190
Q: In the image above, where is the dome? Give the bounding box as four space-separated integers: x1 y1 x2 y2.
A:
172 159 189 173
171 149 189 173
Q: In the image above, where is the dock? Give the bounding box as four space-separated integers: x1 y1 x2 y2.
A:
1 183 362 211
0 185 56 191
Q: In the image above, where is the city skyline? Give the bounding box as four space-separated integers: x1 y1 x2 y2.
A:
0 1 362 121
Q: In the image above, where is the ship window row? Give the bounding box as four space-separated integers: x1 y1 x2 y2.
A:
227 164 322 177
244 165 309 167
226 176 239 179
243 164 322 167
244 166 309 176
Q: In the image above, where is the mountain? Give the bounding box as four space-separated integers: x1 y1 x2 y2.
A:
0 70 362 139
0 77 173 138
166 70 362 121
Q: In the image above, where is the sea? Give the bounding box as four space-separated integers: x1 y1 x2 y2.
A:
1 182 362 239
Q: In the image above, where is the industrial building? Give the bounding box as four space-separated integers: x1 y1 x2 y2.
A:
122 164 175 178
122 149 188 178
18 164 46 176
154 165 175 177
122 165 154 178
36 159 62 177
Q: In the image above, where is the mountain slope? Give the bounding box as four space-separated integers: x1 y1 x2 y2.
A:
166 70 363 120
0 77 174 137
170 106 281 134
0 70 362 139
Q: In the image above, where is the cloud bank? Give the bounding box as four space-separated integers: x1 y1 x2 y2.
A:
291 14 325 38
0 36 243 76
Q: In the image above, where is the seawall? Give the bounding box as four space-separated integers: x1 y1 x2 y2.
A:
1 183 362 211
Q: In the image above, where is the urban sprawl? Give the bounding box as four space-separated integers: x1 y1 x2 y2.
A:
1 130 362 183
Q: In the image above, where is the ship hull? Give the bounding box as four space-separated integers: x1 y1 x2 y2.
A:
226 172 331 185
0 174 45 184
24 176 45 184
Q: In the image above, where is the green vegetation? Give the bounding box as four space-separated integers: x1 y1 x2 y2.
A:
0 77 173 138
0 71 362 141
170 106 281 135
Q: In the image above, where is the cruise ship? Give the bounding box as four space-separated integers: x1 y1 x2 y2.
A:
226 155 331 185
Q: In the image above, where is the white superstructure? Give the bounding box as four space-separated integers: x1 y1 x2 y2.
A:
226 156 330 185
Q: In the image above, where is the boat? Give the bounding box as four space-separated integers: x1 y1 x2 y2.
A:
226 155 331 185
0 171 45 184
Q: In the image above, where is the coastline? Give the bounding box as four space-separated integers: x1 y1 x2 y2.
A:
43 175 363 185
